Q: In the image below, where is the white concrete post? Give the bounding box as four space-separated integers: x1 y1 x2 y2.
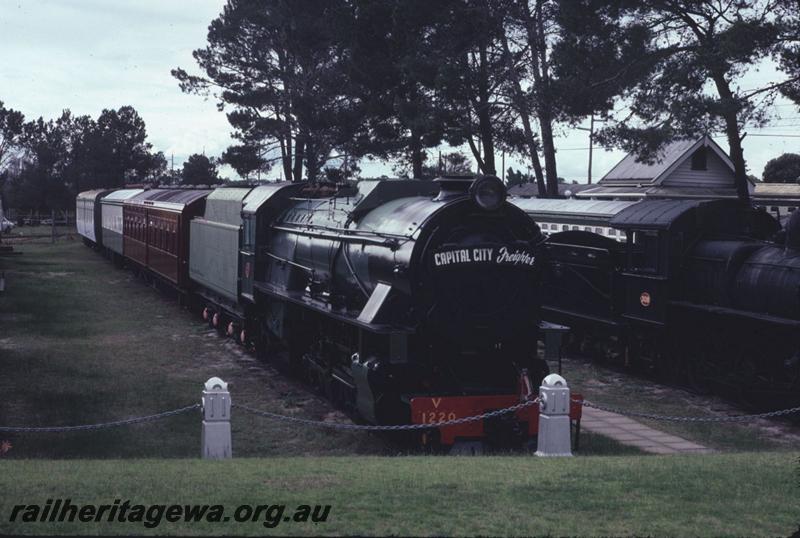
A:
535 374 572 457
202 377 232 459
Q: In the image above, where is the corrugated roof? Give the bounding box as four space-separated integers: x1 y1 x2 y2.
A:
242 182 299 213
511 197 638 218
507 182 595 198
576 185 741 199
102 188 145 202
126 189 210 210
754 183 800 198
601 138 698 183
76 189 110 200
609 199 707 229
202 187 253 226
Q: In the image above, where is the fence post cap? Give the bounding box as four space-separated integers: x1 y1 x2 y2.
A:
204 377 228 391
541 374 567 387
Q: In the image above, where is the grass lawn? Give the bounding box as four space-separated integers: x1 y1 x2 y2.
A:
1 453 799 536
0 230 386 458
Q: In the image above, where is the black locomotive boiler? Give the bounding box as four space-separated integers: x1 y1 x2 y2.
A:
249 177 551 431
540 197 799 404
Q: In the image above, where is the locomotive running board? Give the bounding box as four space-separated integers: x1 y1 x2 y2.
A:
542 305 627 328
254 281 414 335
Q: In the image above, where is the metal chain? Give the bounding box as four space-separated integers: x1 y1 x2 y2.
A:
0 404 200 433
577 399 800 422
233 398 540 431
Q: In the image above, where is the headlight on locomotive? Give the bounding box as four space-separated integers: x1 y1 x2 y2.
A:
469 175 507 211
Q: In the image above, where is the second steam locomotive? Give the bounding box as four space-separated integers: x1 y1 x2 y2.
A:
519 197 800 405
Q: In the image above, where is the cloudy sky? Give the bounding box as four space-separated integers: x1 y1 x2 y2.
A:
1 0 799 182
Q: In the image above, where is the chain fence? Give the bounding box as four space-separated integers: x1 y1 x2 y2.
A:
2 397 800 434
233 399 539 431
0 404 200 433
577 399 800 423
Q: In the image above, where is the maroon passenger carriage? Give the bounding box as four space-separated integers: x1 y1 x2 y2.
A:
122 189 210 289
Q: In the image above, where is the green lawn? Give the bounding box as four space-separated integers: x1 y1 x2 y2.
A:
0 231 386 458
1 453 798 536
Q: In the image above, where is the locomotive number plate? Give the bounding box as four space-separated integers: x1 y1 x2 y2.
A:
411 395 522 425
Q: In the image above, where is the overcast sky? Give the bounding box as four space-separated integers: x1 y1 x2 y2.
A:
1 0 799 183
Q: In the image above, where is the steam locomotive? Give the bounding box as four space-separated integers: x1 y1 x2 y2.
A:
78 177 573 449
526 197 800 404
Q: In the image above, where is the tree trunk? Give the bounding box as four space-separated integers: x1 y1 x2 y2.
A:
711 73 751 203
292 133 305 182
410 128 424 178
522 0 559 197
305 138 320 182
466 135 486 175
476 44 496 175
500 30 546 196
539 109 559 197
283 134 293 183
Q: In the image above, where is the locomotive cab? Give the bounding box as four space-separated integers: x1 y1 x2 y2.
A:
611 199 783 328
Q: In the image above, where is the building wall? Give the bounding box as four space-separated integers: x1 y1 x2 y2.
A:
662 150 734 188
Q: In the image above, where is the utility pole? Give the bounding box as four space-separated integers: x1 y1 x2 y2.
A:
588 115 594 184
576 114 605 184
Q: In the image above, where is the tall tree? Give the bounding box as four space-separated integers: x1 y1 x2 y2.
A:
0 101 25 182
220 143 272 180
498 17 548 196
342 0 453 178
763 153 800 183
8 112 75 211
181 154 221 185
174 0 360 181
94 106 156 185
557 0 796 202
777 0 800 106
508 0 562 196
431 1 512 177
4 105 163 211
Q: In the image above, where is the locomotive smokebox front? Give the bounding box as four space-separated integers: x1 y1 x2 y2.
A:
416 177 544 348
349 176 547 391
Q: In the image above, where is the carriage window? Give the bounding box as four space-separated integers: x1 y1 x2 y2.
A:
595 227 603 234
242 215 256 251
584 226 592 232
629 230 660 273
562 225 568 231
608 229 617 236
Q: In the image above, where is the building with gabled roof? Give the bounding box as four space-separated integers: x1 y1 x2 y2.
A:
576 135 753 200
